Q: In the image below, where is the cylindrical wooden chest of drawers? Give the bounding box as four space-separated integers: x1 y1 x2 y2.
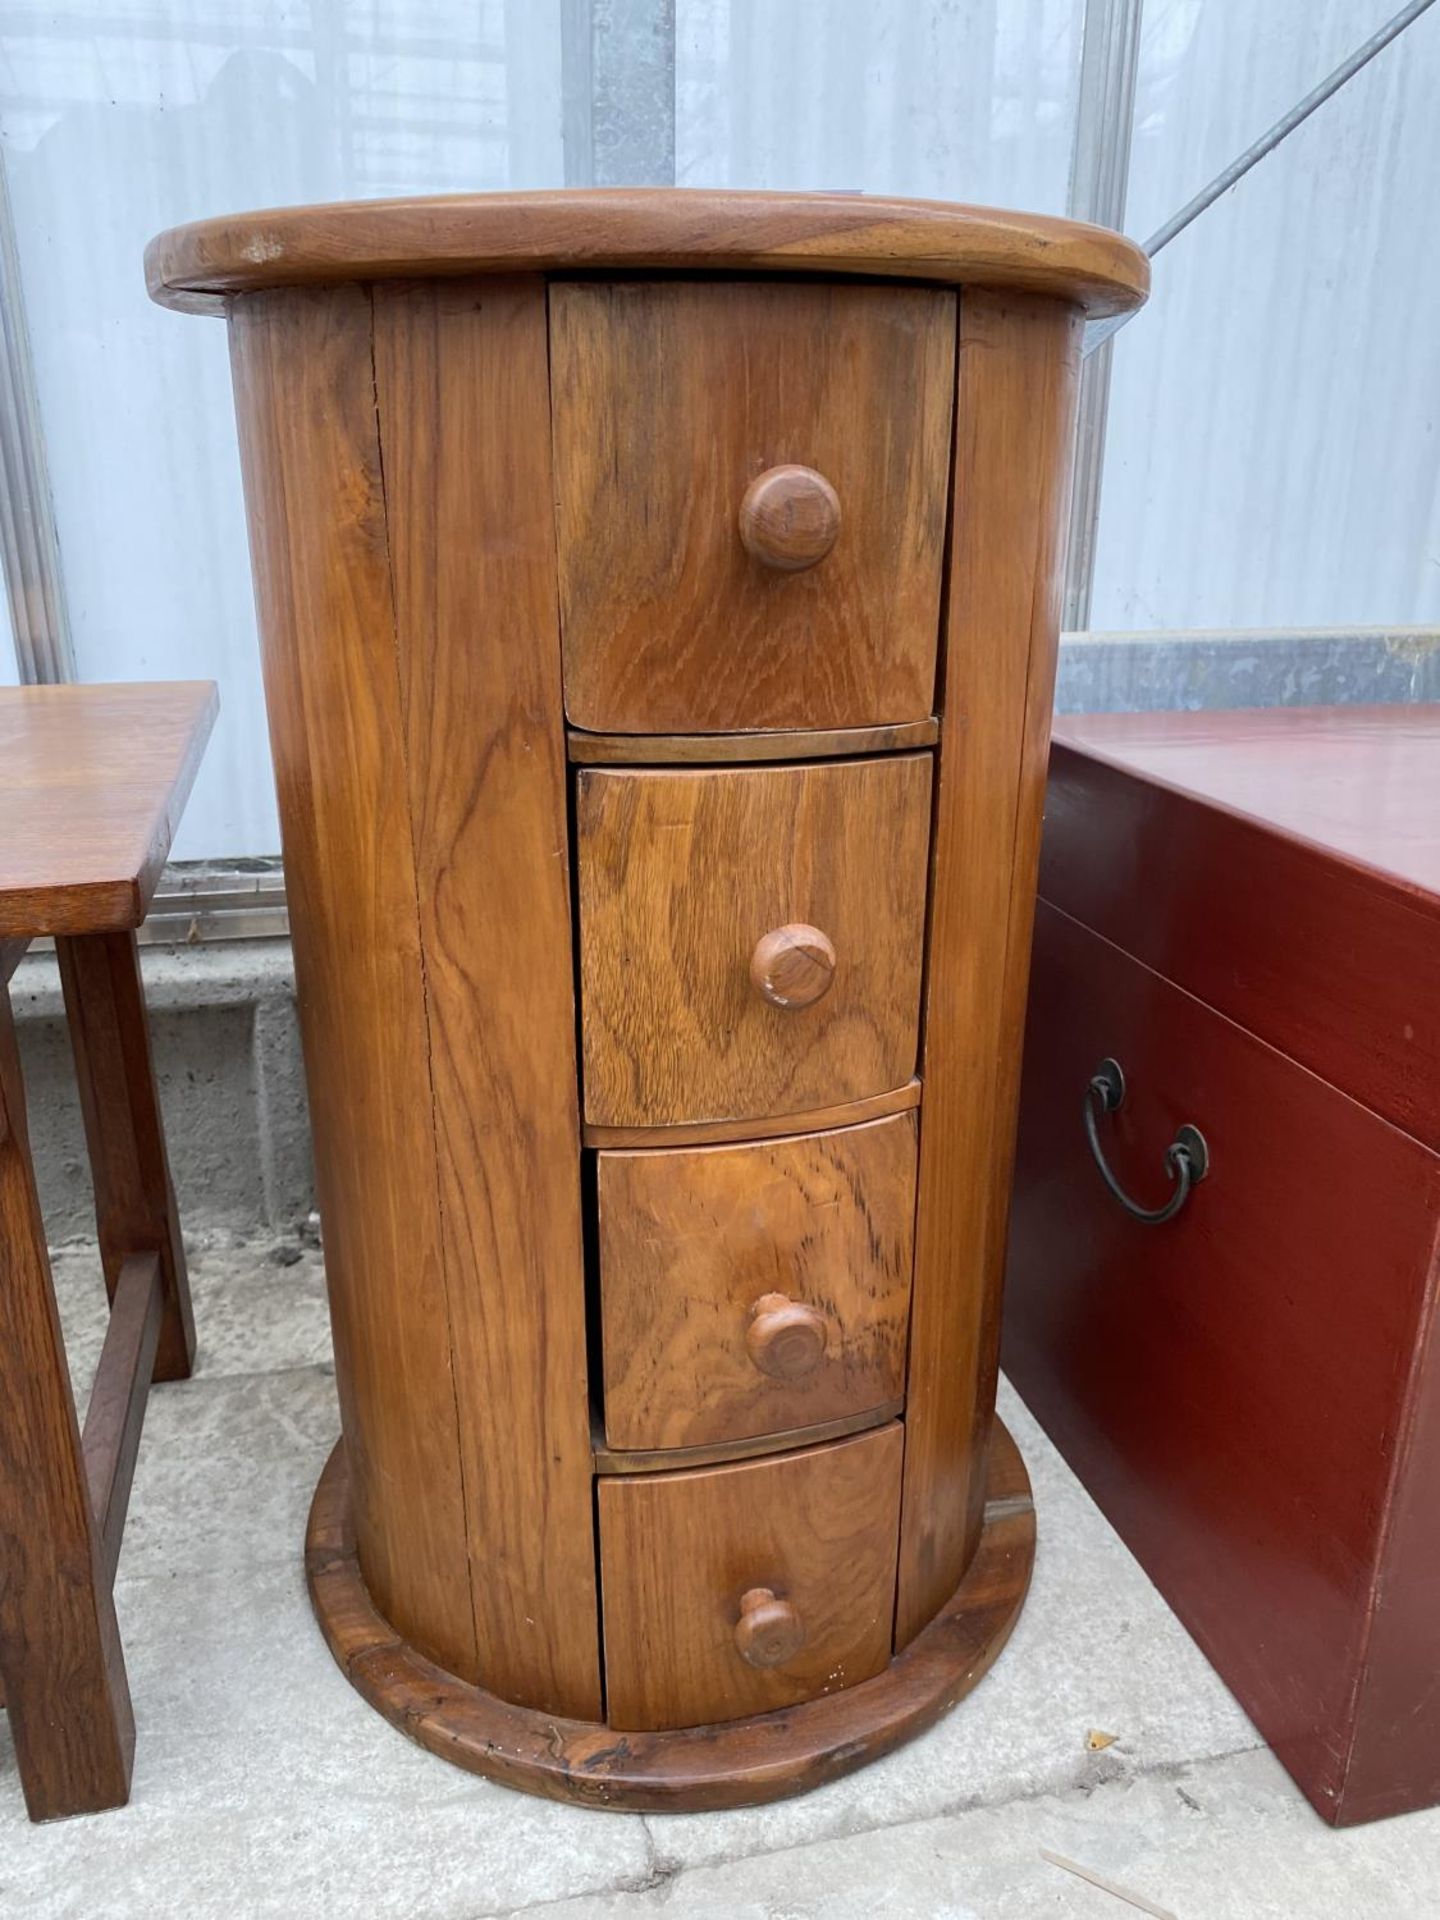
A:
147 192 1146 1810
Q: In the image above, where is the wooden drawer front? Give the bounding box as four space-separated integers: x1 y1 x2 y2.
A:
1005 903 1440 1800
577 755 932 1128
551 280 955 734
599 1423 903 1730
599 1112 917 1451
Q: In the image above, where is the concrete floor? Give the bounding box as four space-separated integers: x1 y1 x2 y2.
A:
3 1237 1439 1917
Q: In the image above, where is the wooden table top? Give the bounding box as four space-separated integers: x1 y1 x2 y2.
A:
0 681 218 937
1054 705 1440 906
145 188 1149 320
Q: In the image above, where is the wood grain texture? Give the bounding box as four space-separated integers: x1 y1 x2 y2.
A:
0 991 133 1820
896 294 1082 1648
172 218 1091 1775
229 278 600 1717
592 1399 904 1475
227 287 476 1683
147 191 1122 1788
57 931 195 1382
0 682 216 937
745 1295 831 1379
737 464 841 572
1043 709 1440 1151
371 277 599 1718
81 1252 162 1592
552 280 954 732
598 1113 917 1449
1005 900 1440 1825
567 720 939 765
146 189 1149 318
598 1424 903 1730
577 756 932 1128
583 1079 922 1150
734 1588 805 1666
305 1420 1033 1811
749 923 836 1011
1 938 30 985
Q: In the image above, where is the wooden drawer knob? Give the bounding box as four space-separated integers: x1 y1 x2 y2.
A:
738 465 841 572
734 1587 806 1668
749 923 836 1010
746 1292 829 1380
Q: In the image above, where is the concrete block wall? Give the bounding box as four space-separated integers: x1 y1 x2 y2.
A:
1056 628 1440 713
12 940 313 1242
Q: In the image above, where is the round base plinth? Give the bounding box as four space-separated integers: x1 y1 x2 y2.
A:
304 1423 1035 1814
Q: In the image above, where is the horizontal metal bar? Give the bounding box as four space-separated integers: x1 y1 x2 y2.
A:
140 861 288 945
16 862 289 954
1062 623 1440 646
1142 0 1440 259
1085 0 1439 358
136 905 291 946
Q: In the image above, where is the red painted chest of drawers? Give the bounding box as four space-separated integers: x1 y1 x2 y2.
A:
1004 704 1440 1828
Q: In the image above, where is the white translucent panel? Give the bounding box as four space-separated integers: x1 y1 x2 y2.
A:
1124 0 1401 242
676 0 1083 215
1092 1 1440 632
1 2 564 857
0 596 18 683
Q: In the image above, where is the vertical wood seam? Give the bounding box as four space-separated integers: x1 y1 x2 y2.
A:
968 308 1082 1535
363 284 481 1662
909 293 966 1087
896 295 1078 1647
540 278 573 707
547 273 612 1715
926 290 965 728
908 301 1027 1570
1332 1207 1440 1810
894 287 964 1654
990 306 1070 1225
231 289 476 1672
965 330 1059 1490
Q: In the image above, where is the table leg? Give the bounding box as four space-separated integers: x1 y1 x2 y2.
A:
56 932 195 1382
0 990 134 1819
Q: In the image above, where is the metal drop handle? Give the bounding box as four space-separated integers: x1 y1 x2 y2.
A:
1083 1057 1209 1225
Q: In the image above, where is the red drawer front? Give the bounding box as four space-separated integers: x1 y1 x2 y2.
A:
1004 901 1440 1819
1040 738 1440 1152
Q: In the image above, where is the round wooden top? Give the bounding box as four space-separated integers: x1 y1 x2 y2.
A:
145 189 1148 319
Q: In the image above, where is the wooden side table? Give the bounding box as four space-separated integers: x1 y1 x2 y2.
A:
0 680 216 1821
148 191 1147 1810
